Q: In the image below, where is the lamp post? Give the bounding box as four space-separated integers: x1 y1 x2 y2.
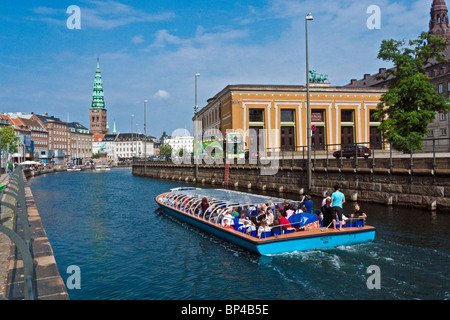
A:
194 73 200 180
144 99 148 157
306 12 313 191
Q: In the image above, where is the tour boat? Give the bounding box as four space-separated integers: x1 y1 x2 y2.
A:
155 188 376 255
95 165 111 171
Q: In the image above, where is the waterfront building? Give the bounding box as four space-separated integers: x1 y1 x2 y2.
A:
194 84 386 151
67 122 93 162
346 0 450 151
15 114 49 158
92 134 106 156
164 131 194 155
0 114 33 161
34 113 69 157
89 58 109 135
114 133 155 160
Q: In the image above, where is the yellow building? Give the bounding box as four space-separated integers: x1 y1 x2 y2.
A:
195 84 387 151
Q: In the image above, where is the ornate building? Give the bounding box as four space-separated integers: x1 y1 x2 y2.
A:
429 0 450 40
90 59 109 135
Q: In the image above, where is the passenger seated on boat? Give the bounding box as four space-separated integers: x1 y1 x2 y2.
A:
277 212 295 233
257 219 271 238
223 219 232 229
238 220 250 233
256 209 266 224
221 210 234 227
245 219 257 235
200 197 210 215
265 208 274 226
239 213 250 224
286 208 295 219
232 207 240 218
271 218 283 236
351 203 367 219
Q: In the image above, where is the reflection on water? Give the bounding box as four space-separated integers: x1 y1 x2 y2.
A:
29 168 450 300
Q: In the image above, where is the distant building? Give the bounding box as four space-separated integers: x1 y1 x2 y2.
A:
34 113 69 156
165 135 194 154
114 133 155 160
89 58 109 135
67 122 93 162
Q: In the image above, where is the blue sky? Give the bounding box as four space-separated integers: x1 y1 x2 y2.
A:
0 0 431 138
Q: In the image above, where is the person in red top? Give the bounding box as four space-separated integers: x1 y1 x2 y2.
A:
277 212 292 228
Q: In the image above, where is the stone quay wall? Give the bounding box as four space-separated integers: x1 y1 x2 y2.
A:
132 157 450 212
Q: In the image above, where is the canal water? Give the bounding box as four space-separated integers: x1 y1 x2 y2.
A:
29 168 449 300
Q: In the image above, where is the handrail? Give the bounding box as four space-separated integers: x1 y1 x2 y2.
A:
0 166 35 300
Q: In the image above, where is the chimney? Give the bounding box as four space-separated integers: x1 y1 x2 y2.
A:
350 79 357 85
379 68 386 74
364 74 371 80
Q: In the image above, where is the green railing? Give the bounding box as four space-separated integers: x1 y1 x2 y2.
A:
0 166 34 300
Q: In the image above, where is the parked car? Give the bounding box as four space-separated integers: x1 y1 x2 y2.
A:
333 145 371 158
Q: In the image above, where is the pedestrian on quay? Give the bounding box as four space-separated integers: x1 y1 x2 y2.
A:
7 159 14 177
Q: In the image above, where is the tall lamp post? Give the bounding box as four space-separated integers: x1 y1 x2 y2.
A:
305 12 314 191
194 73 200 180
144 99 148 157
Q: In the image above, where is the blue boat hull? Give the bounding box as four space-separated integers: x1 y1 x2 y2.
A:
157 198 376 255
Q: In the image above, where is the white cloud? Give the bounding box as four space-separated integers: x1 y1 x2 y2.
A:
33 1 176 30
132 35 145 44
153 90 170 99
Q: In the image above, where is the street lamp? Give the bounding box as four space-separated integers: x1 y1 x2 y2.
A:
194 73 200 180
306 12 313 191
144 99 148 157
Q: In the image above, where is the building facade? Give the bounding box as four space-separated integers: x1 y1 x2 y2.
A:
194 84 386 152
68 122 93 161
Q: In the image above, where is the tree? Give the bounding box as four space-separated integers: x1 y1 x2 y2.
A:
159 144 172 156
0 126 16 153
374 32 450 151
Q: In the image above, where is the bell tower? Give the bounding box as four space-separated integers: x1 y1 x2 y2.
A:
89 58 109 135
429 0 450 40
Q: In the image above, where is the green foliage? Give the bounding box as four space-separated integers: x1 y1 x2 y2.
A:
159 144 172 156
0 126 17 152
374 32 450 151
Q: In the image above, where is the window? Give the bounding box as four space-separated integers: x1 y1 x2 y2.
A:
280 109 295 122
439 84 444 93
341 110 354 122
249 109 264 122
441 128 447 136
440 113 446 121
428 130 434 137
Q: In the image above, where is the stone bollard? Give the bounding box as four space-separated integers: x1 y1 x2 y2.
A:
299 188 304 195
247 183 251 189
429 200 437 211
262 185 266 191
234 182 239 188
386 196 393 206
351 193 358 201
279 186 284 193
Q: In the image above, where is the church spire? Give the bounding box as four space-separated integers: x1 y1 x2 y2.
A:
429 0 450 40
91 58 105 109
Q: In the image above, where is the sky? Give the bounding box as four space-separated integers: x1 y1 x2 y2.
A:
0 0 432 139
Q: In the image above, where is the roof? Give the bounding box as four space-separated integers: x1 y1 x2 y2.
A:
92 134 105 142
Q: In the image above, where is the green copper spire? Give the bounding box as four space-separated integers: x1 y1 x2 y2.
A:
91 58 105 109
113 119 117 134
